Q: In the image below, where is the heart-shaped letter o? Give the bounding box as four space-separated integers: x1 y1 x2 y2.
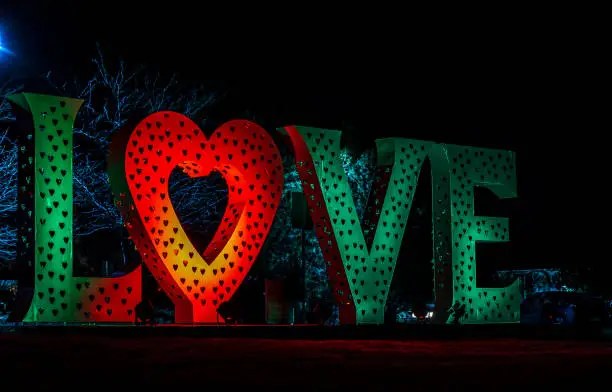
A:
110 112 283 323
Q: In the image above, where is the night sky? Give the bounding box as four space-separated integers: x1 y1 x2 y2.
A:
1 3 598 273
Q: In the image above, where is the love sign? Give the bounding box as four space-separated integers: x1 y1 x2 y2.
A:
7 93 520 325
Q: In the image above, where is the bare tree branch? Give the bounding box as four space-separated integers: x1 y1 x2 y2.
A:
1 49 220 270
48 47 220 241
0 82 19 263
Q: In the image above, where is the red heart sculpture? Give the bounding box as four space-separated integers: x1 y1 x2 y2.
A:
119 112 283 323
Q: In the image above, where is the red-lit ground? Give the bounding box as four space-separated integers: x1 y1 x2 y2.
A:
1 335 611 390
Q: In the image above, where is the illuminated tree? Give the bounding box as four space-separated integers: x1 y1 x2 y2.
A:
0 82 18 267
0 49 219 275
60 49 217 237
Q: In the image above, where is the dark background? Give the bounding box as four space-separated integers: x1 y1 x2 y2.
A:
0 3 601 276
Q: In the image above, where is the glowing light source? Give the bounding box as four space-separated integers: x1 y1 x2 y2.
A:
0 33 14 56
412 312 434 319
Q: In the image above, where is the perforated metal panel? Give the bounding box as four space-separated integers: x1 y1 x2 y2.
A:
283 125 520 325
9 93 141 322
283 126 431 324
437 144 520 323
110 112 283 323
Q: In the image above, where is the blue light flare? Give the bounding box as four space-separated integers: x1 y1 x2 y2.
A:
0 32 15 56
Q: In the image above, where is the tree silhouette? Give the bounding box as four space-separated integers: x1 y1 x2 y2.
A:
0 49 218 275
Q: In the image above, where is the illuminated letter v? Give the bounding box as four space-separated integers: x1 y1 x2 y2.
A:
282 126 433 325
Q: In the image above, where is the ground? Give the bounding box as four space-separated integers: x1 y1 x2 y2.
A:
2 332 611 390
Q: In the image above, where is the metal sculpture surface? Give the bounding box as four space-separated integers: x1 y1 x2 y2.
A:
9 93 141 322
283 126 520 324
110 112 283 323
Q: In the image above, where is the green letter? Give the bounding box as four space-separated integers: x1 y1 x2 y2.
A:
283 125 433 324
9 93 141 322
433 143 520 323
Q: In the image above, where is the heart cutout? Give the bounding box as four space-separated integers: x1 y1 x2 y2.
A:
113 112 283 323
168 169 228 262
